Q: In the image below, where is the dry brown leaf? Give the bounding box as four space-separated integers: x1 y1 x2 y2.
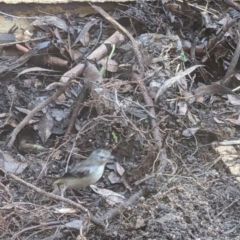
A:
90 185 125 206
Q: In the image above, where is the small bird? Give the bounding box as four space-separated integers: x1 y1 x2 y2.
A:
53 149 114 198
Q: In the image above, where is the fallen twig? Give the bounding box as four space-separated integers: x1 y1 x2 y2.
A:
60 31 125 84
6 31 125 148
7 172 106 229
92 5 163 149
11 221 62 240
91 5 143 69
222 34 240 85
6 81 72 148
202 17 236 63
101 187 147 221
7 171 149 230
7 172 88 212
224 0 240 12
216 197 240 217
219 140 240 145
133 72 162 148
64 83 90 137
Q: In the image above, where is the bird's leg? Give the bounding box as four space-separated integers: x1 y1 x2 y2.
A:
60 184 67 198
61 185 68 207
69 189 85 204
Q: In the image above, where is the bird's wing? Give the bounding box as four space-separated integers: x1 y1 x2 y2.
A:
68 162 94 178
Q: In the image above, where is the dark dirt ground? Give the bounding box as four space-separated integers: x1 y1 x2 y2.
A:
0 1 240 239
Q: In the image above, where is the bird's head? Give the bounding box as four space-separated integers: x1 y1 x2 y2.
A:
88 149 115 165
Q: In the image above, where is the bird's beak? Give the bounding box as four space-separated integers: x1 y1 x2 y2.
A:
108 155 115 163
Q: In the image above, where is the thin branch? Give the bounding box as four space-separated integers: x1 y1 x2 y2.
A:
6 81 72 148
7 172 106 229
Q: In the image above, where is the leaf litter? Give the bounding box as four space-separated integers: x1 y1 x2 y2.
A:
0 1 240 239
